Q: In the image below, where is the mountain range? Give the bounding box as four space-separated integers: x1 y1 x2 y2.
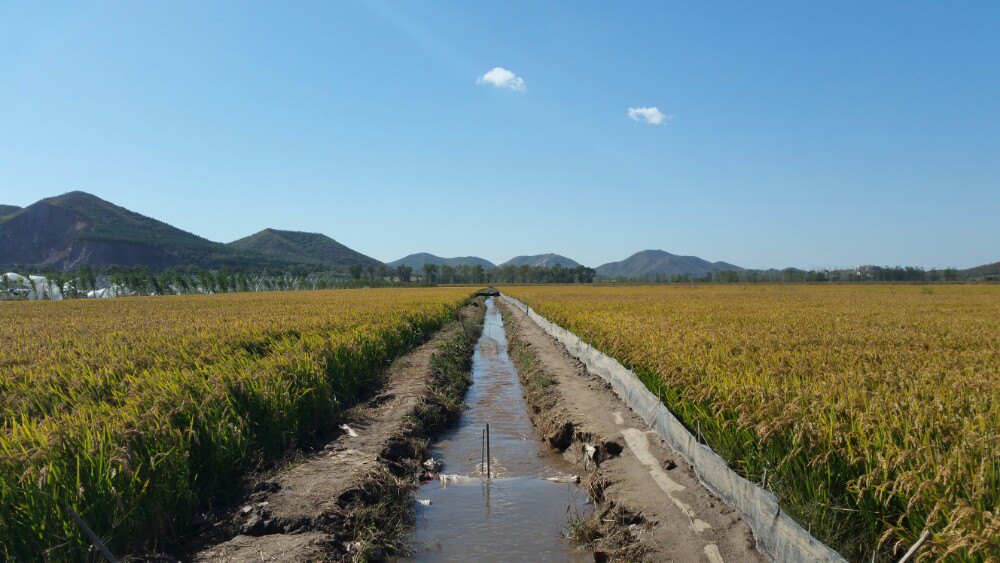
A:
2 192 994 278
386 249 745 277
0 192 379 271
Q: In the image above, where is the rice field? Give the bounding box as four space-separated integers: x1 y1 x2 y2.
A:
0 288 471 559
503 284 999 561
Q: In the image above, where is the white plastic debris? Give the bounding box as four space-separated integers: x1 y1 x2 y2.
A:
344 541 362 553
545 474 581 484
240 500 269 514
422 457 444 472
438 474 474 486
417 499 432 506
339 424 359 437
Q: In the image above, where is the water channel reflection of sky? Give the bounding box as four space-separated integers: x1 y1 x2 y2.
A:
406 298 593 562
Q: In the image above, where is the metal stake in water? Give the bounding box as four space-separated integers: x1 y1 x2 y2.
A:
486 423 491 479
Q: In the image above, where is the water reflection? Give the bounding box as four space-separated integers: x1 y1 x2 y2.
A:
406 298 592 562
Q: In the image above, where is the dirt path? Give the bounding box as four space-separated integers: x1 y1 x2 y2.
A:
184 301 484 562
499 300 764 563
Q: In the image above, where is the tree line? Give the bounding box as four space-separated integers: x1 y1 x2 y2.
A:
2 264 428 299
356 263 597 284
4 260 983 301
4 261 599 299
601 265 969 284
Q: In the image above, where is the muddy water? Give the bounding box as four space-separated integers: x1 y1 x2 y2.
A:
406 298 592 562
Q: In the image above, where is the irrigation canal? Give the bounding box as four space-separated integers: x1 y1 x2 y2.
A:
405 297 593 561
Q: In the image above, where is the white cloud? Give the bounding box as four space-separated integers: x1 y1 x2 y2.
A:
627 106 672 125
477 67 526 92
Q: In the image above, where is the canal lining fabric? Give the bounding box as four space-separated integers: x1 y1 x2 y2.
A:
501 294 845 563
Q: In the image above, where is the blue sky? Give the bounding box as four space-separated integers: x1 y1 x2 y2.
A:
1 1 997 269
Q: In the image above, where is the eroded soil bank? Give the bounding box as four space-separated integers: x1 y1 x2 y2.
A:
173 299 485 561
499 298 764 563
406 297 592 561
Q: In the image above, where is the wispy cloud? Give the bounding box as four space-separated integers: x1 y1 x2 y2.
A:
477 67 526 92
627 106 672 125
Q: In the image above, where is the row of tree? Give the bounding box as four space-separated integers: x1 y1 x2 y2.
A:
2 264 429 299
101 266 430 296
4 261 982 300
484 264 597 284
840 265 963 282
96 262 600 294
345 263 487 284
603 265 967 284
359 263 598 284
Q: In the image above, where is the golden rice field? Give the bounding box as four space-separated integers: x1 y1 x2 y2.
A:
504 284 998 561
0 288 471 559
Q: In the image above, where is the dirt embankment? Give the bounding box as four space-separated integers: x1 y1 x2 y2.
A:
499 300 763 563
177 299 485 561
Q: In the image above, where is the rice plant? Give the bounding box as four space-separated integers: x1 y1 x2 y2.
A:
505 284 999 561
0 287 471 559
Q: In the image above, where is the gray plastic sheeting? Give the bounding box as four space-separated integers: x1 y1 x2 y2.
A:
501 294 845 563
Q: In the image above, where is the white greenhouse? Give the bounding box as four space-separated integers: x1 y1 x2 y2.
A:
1 273 64 300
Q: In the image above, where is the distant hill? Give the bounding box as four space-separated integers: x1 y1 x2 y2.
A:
961 261 1000 280
596 249 744 278
0 205 20 218
229 228 380 268
387 253 496 270
501 253 582 268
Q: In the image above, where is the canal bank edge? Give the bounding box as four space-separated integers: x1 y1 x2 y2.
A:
500 293 844 563
500 297 764 562
499 301 646 560
188 297 486 561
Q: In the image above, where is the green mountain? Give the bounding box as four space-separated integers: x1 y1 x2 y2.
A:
387 253 496 270
596 249 744 278
0 204 20 219
500 253 583 268
229 229 380 268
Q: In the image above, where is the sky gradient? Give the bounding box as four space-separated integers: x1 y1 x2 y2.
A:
1 1 997 269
